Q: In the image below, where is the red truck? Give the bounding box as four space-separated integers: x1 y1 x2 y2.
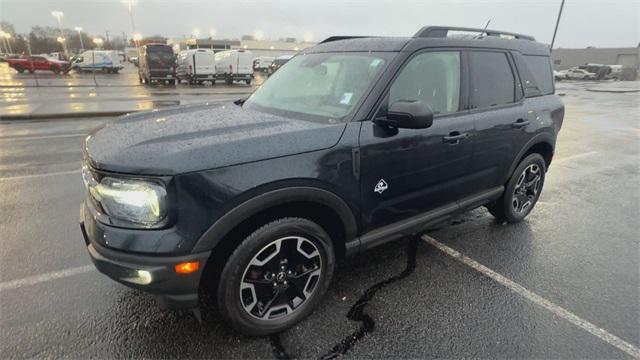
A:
7 55 70 74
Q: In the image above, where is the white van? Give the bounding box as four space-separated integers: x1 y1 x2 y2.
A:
253 56 274 72
214 49 254 84
72 50 124 73
176 49 216 84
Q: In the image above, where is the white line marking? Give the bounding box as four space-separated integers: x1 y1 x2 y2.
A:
0 169 81 181
0 265 94 292
423 235 640 359
553 151 597 165
0 133 87 141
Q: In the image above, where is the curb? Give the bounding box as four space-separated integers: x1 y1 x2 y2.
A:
0 110 135 121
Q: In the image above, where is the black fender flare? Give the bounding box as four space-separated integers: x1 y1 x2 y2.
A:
191 186 358 253
505 132 555 181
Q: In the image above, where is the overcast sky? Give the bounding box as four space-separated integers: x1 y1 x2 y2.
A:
1 0 638 48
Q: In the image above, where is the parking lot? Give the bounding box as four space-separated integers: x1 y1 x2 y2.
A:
0 62 261 118
0 79 639 358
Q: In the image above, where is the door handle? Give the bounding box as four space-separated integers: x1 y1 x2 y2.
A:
443 132 469 145
512 119 530 128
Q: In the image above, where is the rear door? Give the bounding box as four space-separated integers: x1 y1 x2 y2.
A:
464 50 530 198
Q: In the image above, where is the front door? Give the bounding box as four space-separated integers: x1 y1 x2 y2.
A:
359 50 474 234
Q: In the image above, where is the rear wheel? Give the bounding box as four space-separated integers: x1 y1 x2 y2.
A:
225 76 233 85
488 153 546 223
245 79 251 85
14 64 24 73
50 66 61 74
216 218 335 336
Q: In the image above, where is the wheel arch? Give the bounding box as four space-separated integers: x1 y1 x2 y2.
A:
507 133 555 180
192 186 358 256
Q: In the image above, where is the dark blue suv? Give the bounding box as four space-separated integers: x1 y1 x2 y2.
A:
80 26 564 335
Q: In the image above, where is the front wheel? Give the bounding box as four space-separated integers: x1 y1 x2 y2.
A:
217 218 335 336
488 153 546 223
14 65 25 73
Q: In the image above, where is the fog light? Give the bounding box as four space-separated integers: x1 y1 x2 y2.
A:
175 261 199 275
123 270 153 285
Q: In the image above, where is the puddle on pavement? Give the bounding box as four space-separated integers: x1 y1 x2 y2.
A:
270 236 421 359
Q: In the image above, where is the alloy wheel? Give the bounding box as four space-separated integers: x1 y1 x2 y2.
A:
512 163 541 214
240 236 322 320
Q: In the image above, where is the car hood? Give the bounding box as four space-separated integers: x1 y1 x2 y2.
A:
84 103 346 175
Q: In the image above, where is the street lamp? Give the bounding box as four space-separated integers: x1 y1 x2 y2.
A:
51 10 69 57
74 27 85 51
132 33 143 41
93 37 104 49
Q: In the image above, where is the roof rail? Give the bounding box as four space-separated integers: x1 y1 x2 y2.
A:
414 26 535 41
319 36 374 44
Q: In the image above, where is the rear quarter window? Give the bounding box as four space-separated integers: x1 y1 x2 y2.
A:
524 55 554 95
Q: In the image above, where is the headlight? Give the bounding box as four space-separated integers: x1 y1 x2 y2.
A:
83 166 168 228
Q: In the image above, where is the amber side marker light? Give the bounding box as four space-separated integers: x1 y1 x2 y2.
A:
175 261 200 274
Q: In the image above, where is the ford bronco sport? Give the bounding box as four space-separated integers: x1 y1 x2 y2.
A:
80 26 564 335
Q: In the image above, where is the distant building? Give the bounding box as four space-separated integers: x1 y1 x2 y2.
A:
166 38 240 52
165 38 316 58
552 47 639 80
233 40 316 58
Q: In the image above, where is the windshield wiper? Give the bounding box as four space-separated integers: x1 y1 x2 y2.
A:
234 97 248 106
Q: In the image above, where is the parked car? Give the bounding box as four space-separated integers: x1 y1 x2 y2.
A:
71 50 124 73
253 56 274 72
564 68 596 80
268 54 293 74
176 49 216 84
553 70 565 81
130 56 139 67
80 26 563 336
7 55 70 74
214 49 254 84
138 43 176 85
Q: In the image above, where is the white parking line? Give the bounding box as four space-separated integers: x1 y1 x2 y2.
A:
0 265 94 292
0 169 81 181
553 151 597 165
0 133 87 141
423 235 640 359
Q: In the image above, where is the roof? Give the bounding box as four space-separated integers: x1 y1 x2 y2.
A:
306 26 549 56
306 36 549 56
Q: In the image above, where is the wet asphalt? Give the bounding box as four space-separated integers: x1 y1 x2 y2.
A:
0 81 638 359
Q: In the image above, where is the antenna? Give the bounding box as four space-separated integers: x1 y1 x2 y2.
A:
473 20 491 39
482 19 491 32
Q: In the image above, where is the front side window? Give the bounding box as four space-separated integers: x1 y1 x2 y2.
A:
469 51 516 108
245 53 389 122
389 51 461 115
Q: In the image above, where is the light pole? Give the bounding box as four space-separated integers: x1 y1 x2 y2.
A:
122 0 139 56
51 10 69 57
74 27 85 52
0 31 9 54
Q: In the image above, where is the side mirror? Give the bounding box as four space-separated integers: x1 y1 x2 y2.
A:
375 100 434 129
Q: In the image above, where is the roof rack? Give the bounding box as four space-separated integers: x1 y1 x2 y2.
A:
319 36 374 44
414 26 535 41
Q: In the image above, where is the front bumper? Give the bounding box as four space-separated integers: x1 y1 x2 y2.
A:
80 204 211 309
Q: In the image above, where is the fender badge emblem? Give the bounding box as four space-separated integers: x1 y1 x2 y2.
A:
374 179 388 194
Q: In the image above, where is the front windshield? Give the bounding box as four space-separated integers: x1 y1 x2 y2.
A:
245 53 389 122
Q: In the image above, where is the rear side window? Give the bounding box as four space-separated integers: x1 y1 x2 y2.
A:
469 51 515 108
524 55 554 95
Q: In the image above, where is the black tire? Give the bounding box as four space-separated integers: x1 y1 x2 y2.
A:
14 65 24 73
51 66 61 74
217 217 335 336
225 76 233 85
488 153 546 223
245 79 251 85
